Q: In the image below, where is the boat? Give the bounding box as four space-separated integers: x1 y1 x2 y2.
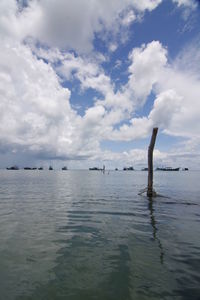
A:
123 166 134 171
182 168 189 171
156 167 180 171
38 167 43 170
115 168 118 171
62 166 68 170
24 167 37 170
142 168 148 171
6 165 19 170
89 167 101 171
49 166 53 170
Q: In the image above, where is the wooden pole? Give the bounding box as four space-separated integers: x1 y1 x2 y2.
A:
147 127 158 197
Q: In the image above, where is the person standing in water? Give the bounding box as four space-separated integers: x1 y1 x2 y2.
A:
103 165 105 174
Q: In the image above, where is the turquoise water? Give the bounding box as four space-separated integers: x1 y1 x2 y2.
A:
0 170 200 300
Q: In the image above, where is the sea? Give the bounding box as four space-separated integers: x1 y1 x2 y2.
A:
0 170 200 300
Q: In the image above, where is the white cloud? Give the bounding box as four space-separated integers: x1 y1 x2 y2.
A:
174 37 200 79
149 90 182 129
158 69 200 138
0 0 164 53
58 53 100 81
108 43 118 52
0 39 82 158
106 40 200 153
172 0 197 19
93 41 167 116
0 0 42 42
31 0 163 52
172 0 197 8
110 117 152 141
127 41 167 105
121 10 136 26
106 89 182 141
131 0 162 11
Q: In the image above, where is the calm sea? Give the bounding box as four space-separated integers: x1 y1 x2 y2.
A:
0 170 200 300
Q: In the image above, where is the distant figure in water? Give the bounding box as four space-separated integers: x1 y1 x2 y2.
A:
103 165 105 174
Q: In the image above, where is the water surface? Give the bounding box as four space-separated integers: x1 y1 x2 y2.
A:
0 170 200 300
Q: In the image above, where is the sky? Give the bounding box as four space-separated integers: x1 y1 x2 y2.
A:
0 0 200 169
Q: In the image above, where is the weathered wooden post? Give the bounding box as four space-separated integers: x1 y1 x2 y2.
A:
147 127 158 197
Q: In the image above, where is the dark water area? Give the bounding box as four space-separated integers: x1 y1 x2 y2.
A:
0 170 200 300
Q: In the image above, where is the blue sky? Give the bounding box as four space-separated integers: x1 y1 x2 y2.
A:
0 0 200 169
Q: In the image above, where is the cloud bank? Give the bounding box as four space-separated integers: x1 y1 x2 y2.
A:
0 0 199 167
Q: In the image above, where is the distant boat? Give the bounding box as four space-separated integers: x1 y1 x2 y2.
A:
182 168 189 171
123 166 134 171
6 165 19 170
142 168 148 171
156 167 180 171
38 167 43 170
24 167 37 170
89 167 101 171
49 166 53 170
115 168 118 171
62 166 68 170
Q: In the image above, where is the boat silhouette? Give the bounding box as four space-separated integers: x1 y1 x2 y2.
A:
156 167 180 171
62 166 68 170
6 166 19 170
123 166 134 171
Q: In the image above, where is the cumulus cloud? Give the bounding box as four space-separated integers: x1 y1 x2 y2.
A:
0 0 163 53
93 41 168 116
127 41 167 105
107 40 200 150
149 90 182 129
0 40 80 158
1 35 200 164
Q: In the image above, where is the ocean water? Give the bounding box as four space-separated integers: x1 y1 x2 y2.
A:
0 170 200 300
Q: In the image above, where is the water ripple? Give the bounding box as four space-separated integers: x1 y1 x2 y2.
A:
0 170 200 300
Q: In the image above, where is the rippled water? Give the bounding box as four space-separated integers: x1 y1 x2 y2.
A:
0 170 200 300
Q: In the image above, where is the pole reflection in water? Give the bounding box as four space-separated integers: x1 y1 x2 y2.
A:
148 198 164 265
